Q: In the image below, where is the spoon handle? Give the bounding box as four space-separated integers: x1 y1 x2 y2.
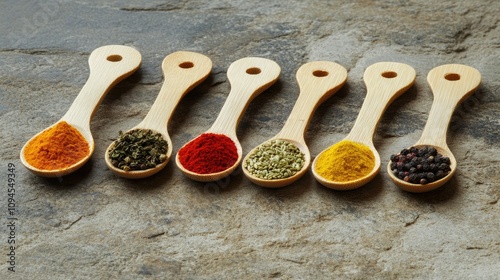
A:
347 62 416 145
209 57 281 137
416 64 481 148
140 51 212 132
62 45 142 129
275 61 347 144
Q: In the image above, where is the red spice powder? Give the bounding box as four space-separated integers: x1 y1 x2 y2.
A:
178 133 238 174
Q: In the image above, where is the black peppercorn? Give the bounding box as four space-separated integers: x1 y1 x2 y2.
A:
426 172 435 182
422 164 430 171
439 163 450 171
430 163 438 172
442 156 451 165
434 154 442 163
390 145 451 185
436 170 445 179
427 156 434 163
390 154 398 162
390 162 397 170
409 173 417 182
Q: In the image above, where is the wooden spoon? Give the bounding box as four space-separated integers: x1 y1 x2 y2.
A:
105 51 212 179
20 45 141 177
312 62 416 190
175 57 281 182
388 64 481 193
242 61 347 188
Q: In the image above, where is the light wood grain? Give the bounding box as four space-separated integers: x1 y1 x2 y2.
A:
389 64 481 192
176 57 281 182
20 45 142 177
313 62 416 190
105 51 212 179
243 61 348 188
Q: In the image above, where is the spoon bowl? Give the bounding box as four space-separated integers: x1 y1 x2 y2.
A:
388 144 457 193
105 128 174 179
105 51 212 179
20 122 96 178
175 133 244 182
388 64 481 192
176 57 281 182
312 141 382 190
312 62 416 190
20 45 142 177
242 61 348 188
243 138 312 188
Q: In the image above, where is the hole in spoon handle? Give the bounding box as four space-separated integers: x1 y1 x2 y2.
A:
348 62 416 142
277 61 347 142
210 57 281 134
63 45 142 126
141 51 213 131
418 64 481 147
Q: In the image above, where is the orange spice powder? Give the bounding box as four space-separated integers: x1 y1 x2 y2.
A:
23 121 90 170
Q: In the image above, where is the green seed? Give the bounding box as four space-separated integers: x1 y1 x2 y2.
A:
243 139 305 180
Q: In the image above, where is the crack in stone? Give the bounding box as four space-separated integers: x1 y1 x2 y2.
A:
144 232 166 239
120 1 188 12
25 193 41 203
64 216 83 230
0 48 89 56
280 257 305 264
466 246 484 250
269 271 282 278
210 80 225 87
121 6 181 12
404 214 419 227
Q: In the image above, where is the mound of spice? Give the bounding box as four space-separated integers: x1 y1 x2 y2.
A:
108 129 168 171
178 133 238 174
23 121 90 170
315 140 375 182
244 139 305 180
389 146 451 184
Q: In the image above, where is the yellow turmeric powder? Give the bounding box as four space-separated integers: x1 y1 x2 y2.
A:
314 140 375 182
23 121 90 170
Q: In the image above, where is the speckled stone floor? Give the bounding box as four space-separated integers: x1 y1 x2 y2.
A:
1 1 499 279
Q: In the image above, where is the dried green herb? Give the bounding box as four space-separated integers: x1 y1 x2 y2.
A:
244 139 305 180
108 129 168 171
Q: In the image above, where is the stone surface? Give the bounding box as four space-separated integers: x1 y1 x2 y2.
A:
1 0 499 279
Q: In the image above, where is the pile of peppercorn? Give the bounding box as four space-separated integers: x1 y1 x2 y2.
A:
389 146 451 184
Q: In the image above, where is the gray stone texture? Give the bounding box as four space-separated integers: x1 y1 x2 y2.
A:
1 0 499 279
